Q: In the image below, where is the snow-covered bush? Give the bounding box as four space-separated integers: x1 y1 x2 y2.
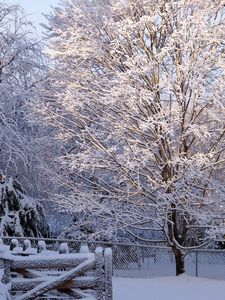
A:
0 173 49 237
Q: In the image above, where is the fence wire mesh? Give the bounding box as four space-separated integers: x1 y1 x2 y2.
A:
1 236 225 280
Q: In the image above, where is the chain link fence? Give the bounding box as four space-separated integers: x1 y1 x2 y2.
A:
1 236 225 280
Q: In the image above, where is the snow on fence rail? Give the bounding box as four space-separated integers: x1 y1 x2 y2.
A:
0 237 113 300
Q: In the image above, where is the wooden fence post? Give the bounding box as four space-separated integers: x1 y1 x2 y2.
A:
80 244 90 253
23 240 31 252
59 243 69 254
104 248 113 300
37 241 46 253
2 259 11 284
95 247 104 300
0 242 10 284
10 239 18 251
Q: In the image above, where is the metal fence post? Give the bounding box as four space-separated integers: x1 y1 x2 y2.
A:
195 251 198 277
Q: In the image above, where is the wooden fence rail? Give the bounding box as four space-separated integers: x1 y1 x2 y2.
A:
0 238 113 300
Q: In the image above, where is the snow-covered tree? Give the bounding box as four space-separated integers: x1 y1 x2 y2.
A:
0 171 49 237
0 2 48 197
38 0 225 274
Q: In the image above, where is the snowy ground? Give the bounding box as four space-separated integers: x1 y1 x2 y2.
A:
113 275 225 300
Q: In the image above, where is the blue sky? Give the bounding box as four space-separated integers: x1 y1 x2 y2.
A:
8 0 60 32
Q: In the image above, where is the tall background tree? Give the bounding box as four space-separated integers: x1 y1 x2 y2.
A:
36 0 225 274
0 2 50 237
0 1 49 197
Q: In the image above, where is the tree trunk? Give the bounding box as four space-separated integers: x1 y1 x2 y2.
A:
172 246 185 276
